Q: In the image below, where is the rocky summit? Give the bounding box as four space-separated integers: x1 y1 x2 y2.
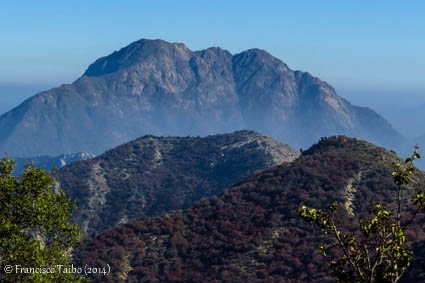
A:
0 39 406 156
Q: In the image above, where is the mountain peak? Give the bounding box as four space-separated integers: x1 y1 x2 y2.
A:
0 38 407 156
83 38 191 77
234 48 290 69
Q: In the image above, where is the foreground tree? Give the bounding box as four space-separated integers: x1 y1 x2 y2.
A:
299 147 425 282
0 155 89 282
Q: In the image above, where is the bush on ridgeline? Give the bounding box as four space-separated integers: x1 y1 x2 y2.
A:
299 147 425 283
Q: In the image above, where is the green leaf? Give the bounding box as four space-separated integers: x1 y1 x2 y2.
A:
0 155 88 282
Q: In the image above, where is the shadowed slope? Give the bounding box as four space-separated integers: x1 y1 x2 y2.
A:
73 136 425 282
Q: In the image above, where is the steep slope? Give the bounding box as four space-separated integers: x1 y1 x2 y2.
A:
73 136 425 282
55 130 299 234
0 39 406 156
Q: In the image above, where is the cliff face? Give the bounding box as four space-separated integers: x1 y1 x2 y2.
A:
0 39 406 156
55 130 299 234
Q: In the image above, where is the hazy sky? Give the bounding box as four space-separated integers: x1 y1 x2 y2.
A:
1 1 425 116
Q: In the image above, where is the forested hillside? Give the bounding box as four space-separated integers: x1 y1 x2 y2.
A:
56 130 299 234
73 136 425 282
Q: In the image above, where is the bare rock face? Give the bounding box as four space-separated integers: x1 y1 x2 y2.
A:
0 39 406 156
54 130 300 234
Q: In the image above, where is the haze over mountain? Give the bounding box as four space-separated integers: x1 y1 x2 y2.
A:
73 136 425 282
55 130 299 234
11 152 94 176
0 39 406 157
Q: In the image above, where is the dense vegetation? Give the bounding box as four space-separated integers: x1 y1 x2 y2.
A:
300 147 425 282
73 136 425 282
55 130 298 234
0 155 88 282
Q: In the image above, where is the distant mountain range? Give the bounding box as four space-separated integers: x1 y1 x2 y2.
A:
0 39 406 157
12 152 94 175
55 130 299 234
73 136 425 282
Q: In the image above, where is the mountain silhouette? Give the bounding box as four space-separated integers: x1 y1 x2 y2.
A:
0 39 406 156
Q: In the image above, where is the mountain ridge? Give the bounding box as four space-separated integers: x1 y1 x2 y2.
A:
73 135 425 282
0 38 406 156
55 130 299 234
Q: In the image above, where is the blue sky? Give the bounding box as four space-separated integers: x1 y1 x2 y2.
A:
1 1 425 116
